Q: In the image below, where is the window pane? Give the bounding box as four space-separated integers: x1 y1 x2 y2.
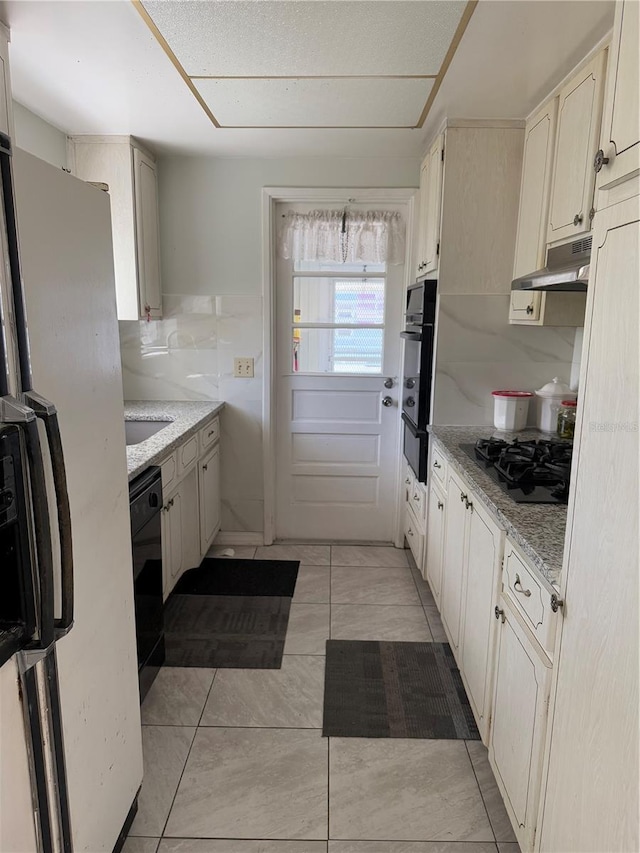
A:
294 260 386 274
293 327 383 374
293 278 385 325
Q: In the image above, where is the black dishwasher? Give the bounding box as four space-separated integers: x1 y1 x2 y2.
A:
130 466 164 702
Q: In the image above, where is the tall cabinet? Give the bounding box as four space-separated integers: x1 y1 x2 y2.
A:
535 3 639 849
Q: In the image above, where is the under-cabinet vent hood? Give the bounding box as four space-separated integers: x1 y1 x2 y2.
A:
512 238 592 292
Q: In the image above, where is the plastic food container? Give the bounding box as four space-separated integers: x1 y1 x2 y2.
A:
557 399 577 439
491 390 533 431
535 377 577 433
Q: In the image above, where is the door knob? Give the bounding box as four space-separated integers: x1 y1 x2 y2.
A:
405 397 415 407
382 396 393 407
405 378 416 389
383 377 395 389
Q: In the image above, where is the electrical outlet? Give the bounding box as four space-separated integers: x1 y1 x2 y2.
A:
233 357 254 378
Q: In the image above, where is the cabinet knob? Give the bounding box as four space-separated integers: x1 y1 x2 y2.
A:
203 463 208 471
465 498 473 511
413 494 420 502
526 304 534 315
573 213 583 226
433 460 441 469
495 605 506 623
460 492 468 503
437 501 443 510
550 593 564 612
593 149 610 173
208 429 215 437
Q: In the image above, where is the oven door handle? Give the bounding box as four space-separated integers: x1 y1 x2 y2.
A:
400 331 422 341
401 412 426 434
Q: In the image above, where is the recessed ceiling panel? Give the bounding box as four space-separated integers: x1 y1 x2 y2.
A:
193 78 433 127
142 0 468 77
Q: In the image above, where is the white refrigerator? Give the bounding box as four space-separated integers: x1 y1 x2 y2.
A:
0 145 142 851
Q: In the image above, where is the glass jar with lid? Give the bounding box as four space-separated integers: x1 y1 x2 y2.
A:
557 399 577 439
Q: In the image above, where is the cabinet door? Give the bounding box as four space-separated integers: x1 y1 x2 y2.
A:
513 99 558 279
440 471 468 655
547 50 607 244
133 147 162 319
168 489 183 580
489 600 551 851
460 500 503 742
425 481 445 599
509 290 542 323
199 445 221 555
416 157 429 277
597 0 640 190
423 134 444 274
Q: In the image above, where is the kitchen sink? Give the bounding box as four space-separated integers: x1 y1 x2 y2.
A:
124 420 171 446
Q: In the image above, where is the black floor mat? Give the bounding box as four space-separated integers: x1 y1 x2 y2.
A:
164 594 291 668
172 558 299 597
322 640 480 739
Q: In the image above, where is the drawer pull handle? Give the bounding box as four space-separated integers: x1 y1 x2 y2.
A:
514 574 532 597
407 527 413 536
203 463 208 471
433 460 441 469
405 477 412 485
495 605 505 623
465 498 473 511
550 594 564 613
413 494 420 502
437 501 443 510
208 429 216 437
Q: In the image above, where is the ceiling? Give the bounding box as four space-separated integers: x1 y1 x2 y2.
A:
0 0 614 158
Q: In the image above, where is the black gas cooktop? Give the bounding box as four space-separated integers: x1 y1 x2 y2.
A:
461 437 572 504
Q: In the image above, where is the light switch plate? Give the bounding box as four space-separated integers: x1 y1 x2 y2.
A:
233 357 254 378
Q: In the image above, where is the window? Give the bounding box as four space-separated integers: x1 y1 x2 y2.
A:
291 262 386 374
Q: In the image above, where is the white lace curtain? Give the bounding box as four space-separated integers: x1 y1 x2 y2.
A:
279 209 406 265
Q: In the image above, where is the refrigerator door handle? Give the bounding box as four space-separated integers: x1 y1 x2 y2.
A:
24 391 74 637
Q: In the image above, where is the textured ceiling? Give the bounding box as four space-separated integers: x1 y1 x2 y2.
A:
139 0 470 128
142 0 468 77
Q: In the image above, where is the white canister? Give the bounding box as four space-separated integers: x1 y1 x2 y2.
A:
491 390 533 431
534 377 577 433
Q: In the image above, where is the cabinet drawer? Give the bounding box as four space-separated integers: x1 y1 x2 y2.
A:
404 504 425 568
161 453 177 496
200 417 220 451
409 480 427 523
178 435 199 472
402 460 415 503
510 290 542 322
430 444 447 487
503 541 556 656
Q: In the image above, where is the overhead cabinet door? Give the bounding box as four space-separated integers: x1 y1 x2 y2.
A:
596 0 640 189
547 50 607 245
134 147 163 318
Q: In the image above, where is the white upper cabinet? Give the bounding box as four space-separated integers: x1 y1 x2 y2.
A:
596 0 640 190
546 50 607 245
0 24 13 139
70 136 163 321
416 133 443 278
513 99 558 280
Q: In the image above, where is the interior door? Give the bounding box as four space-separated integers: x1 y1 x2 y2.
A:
275 202 405 542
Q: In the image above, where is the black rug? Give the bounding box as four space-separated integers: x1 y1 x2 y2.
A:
164 594 291 668
322 640 480 739
173 558 299 597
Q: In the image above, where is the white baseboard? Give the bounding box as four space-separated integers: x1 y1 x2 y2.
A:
214 531 265 546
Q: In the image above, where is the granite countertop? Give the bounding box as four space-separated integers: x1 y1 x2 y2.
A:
428 425 568 590
125 401 225 481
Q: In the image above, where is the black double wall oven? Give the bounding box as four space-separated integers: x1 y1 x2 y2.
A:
401 281 437 482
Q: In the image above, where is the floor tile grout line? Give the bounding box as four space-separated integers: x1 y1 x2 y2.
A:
464 739 499 844
196 669 219 728
158 724 198 840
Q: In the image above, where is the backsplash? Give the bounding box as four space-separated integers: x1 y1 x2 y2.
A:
119 293 264 534
433 294 578 426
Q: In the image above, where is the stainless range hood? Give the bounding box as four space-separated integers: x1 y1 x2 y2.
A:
512 237 592 292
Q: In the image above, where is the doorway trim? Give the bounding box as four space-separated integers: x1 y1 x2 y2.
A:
261 186 417 545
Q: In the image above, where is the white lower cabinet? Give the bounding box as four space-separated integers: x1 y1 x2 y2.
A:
424 480 446 602
489 597 552 852
199 444 221 556
459 497 504 742
160 416 221 600
440 470 469 656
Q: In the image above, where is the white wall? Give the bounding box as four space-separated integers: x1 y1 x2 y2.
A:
120 154 420 535
12 101 68 170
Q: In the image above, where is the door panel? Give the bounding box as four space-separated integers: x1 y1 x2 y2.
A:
275 202 405 542
440 471 467 654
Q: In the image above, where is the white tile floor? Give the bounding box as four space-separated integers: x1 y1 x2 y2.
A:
124 546 520 853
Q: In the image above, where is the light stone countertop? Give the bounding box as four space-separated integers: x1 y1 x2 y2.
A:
428 425 569 590
125 400 225 482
